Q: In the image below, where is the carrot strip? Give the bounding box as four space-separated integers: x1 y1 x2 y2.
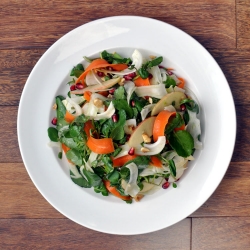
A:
134 77 150 87
112 154 138 167
64 111 75 123
75 58 128 83
104 180 131 201
84 120 94 138
174 123 185 132
150 156 162 168
177 77 185 89
153 110 176 142
87 136 115 154
62 143 70 153
84 91 92 102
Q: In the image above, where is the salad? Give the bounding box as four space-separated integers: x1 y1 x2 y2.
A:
47 49 202 203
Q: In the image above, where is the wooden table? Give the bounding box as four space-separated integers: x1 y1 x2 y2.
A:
1 0 249 249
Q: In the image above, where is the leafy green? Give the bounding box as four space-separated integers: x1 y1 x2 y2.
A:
70 175 91 188
61 137 78 149
101 155 114 174
172 183 177 188
70 64 84 78
138 56 163 79
114 86 126 100
94 182 109 196
56 96 66 119
47 127 59 142
66 149 82 166
168 159 176 177
100 50 131 64
164 76 176 88
180 99 199 114
107 170 120 185
165 113 184 134
112 99 134 119
81 168 102 187
168 130 194 157
123 156 150 168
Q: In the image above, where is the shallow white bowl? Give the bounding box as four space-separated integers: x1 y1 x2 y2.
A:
17 16 236 235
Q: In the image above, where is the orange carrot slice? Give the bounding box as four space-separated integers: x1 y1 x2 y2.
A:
112 154 138 167
84 91 92 102
87 136 115 154
153 110 176 142
134 77 150 87
177 77 185 89
64 110 75 123
104 180 131 201
150 156 162 168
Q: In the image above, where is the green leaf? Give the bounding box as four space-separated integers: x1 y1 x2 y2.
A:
66 149 82 166
58 152 62 159
56 118 69 131
101 155 114 173
112 99 134 119
56 96 66 119
172 183 177 188
147 56 163 67
61 137 78 149
165 113 184 134
81 168 102 187
180 99 199 114
70 125 81 138
100 50 131 64
111 127 125 140
114 86 126 100
164 76 176 88
70 171 91 188
168 130 194 157
47 127 59 142
124 156 150 168
70 64 84 78
73 114 88 125
94 182 109 196
107 170 120 185
168 159 176 177
138 67 149 79
110 110 126 140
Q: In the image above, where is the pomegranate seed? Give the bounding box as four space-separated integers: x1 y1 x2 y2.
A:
144 96 149 100
162 181 170 189
167 71 173 75
128 147 135 155
76 83 84 89
109 88 115 94
126 134 131 141
159 65 165 69
70 85 76 91
124 75 132 81
180 104 186 111
107 66 113 71
51 117 57 125
148 73 153 79
112 114 118 123
97 71 104 77
131 100 135 107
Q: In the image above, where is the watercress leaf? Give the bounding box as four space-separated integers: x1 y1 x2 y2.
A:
93 166 106 178
47 127 59 142
94 182 109 196
183 111 189 124
111 126 125 140
61 137 78 149
147 56 163 67
114 86 126 100
123 156 151 168
180 99 199 114
165 113 184 134
107 170 120 185
101 155 114 173
70 125 81 138
168 130 194 157
58 152 62 159
172 182 177 188
70 175 91 188
56 118 69 131
112 99 134 119
164 76 176 88
138 67 149 79
73 114 88 125
81 168 102 187
56 96 66 119
168 159 176 177
66 149 83 166
120 167 130 180
70 64 84 78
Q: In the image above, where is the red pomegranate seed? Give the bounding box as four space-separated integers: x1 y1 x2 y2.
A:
162 181 170 189
76 83 84 89
180 104 186 111
131 100 135 107
51 117 57 125
128 147 135 155
107 66 113 71
148 73 153 79
97 71 104 77
144 96 149 100
126 134 131 141
112 114 118 123
70 85 76 91
167 71 173 75
124 75 132 81
109 88 115 94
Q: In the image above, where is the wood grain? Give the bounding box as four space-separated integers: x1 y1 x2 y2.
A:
192 217 250 250
0 0 235 49
192 162 250 216
0 218 191 250
237 0 250 48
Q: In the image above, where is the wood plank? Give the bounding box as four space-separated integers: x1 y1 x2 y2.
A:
0 218 191 249
237 0 250 48
0 0 235 49
192 162 250 217
1 48 249 106
192 217 250 250
0 163 63 219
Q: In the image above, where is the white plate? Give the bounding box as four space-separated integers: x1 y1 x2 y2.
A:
17 16 236 235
